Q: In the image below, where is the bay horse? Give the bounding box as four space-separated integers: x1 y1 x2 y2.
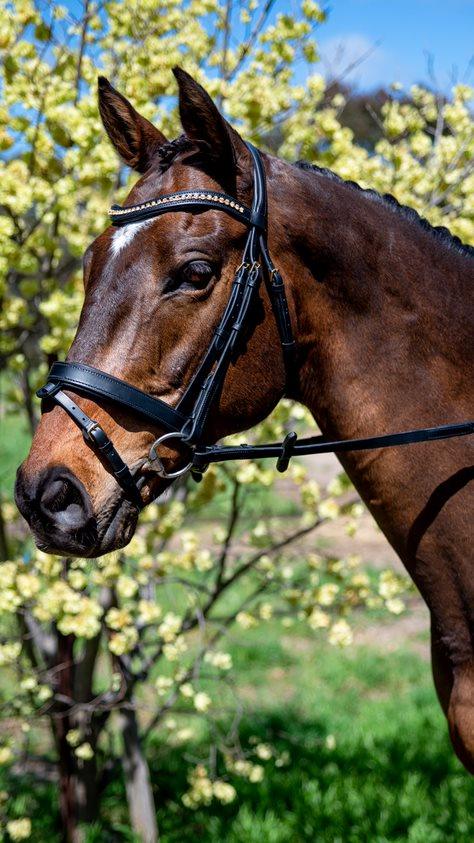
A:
15 68 474 772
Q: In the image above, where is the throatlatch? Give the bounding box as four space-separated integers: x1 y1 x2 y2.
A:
37 142 474 509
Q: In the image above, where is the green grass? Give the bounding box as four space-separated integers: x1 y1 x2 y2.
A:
0 411 30 499
3 636 474 842
143 636 474 843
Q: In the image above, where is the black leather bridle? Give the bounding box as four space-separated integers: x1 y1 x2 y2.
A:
37 142 473 510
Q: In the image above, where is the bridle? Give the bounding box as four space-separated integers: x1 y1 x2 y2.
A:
37 142 474 510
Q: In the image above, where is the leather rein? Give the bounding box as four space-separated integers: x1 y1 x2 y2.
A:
37 142 474 510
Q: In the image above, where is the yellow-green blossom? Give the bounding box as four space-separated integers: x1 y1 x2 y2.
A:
6 818 32 840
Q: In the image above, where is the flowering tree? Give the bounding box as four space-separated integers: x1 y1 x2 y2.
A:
0 450 407 841
0 0 472 840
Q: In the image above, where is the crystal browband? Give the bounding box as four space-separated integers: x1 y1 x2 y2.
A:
108 189 262 228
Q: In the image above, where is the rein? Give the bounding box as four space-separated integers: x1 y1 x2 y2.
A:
37 142 474 510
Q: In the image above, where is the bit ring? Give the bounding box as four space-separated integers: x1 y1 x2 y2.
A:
148 432 194 479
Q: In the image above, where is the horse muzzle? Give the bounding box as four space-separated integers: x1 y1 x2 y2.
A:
14 463 139 557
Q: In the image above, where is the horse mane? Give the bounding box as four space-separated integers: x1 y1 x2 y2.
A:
295 160 474 259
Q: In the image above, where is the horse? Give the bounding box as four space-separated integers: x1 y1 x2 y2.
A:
15 68 474 772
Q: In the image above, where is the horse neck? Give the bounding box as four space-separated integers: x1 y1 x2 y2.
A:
267 156 473 555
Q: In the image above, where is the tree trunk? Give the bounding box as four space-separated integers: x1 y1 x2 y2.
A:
53 718 77 843
119 705 159 843
73 633 102 830
53 632 77 843
74 755 99 833
52 726 98 843
52 629 103 842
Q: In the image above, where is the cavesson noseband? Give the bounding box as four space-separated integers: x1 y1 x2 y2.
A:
38 143 473 509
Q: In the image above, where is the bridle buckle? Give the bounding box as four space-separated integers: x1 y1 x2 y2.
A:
83 421 101 443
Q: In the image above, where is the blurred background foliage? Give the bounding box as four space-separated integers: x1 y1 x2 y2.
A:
0 0 473 840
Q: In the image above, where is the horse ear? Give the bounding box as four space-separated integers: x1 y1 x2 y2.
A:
173 67 248 181
98 77 168 173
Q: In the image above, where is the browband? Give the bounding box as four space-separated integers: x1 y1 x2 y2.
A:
109 190 265 229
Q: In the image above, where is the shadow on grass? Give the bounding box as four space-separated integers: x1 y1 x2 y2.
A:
5 680 474 843
5 717 473 843
5 645 474 843
145 708 474 843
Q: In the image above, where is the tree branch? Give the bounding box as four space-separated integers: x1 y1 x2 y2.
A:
74 0 91 105
119 704 159 843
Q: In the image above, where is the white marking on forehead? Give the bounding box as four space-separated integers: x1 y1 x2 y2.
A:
110 219 154 257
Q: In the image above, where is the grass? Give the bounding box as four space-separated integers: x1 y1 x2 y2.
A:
3 633 474 842
0 410 30 499
129 634 474 843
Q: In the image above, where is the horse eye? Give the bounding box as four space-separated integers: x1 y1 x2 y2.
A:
179 260 215 289
163 260 215 295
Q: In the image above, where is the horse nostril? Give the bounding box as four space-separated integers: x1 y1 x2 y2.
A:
39 470 92 530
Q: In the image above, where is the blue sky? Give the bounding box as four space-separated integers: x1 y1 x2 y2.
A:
316 0 474 91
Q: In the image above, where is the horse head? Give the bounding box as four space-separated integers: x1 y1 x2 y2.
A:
15 69 289 556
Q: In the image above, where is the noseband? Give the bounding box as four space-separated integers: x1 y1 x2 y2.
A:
37 142 473 510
